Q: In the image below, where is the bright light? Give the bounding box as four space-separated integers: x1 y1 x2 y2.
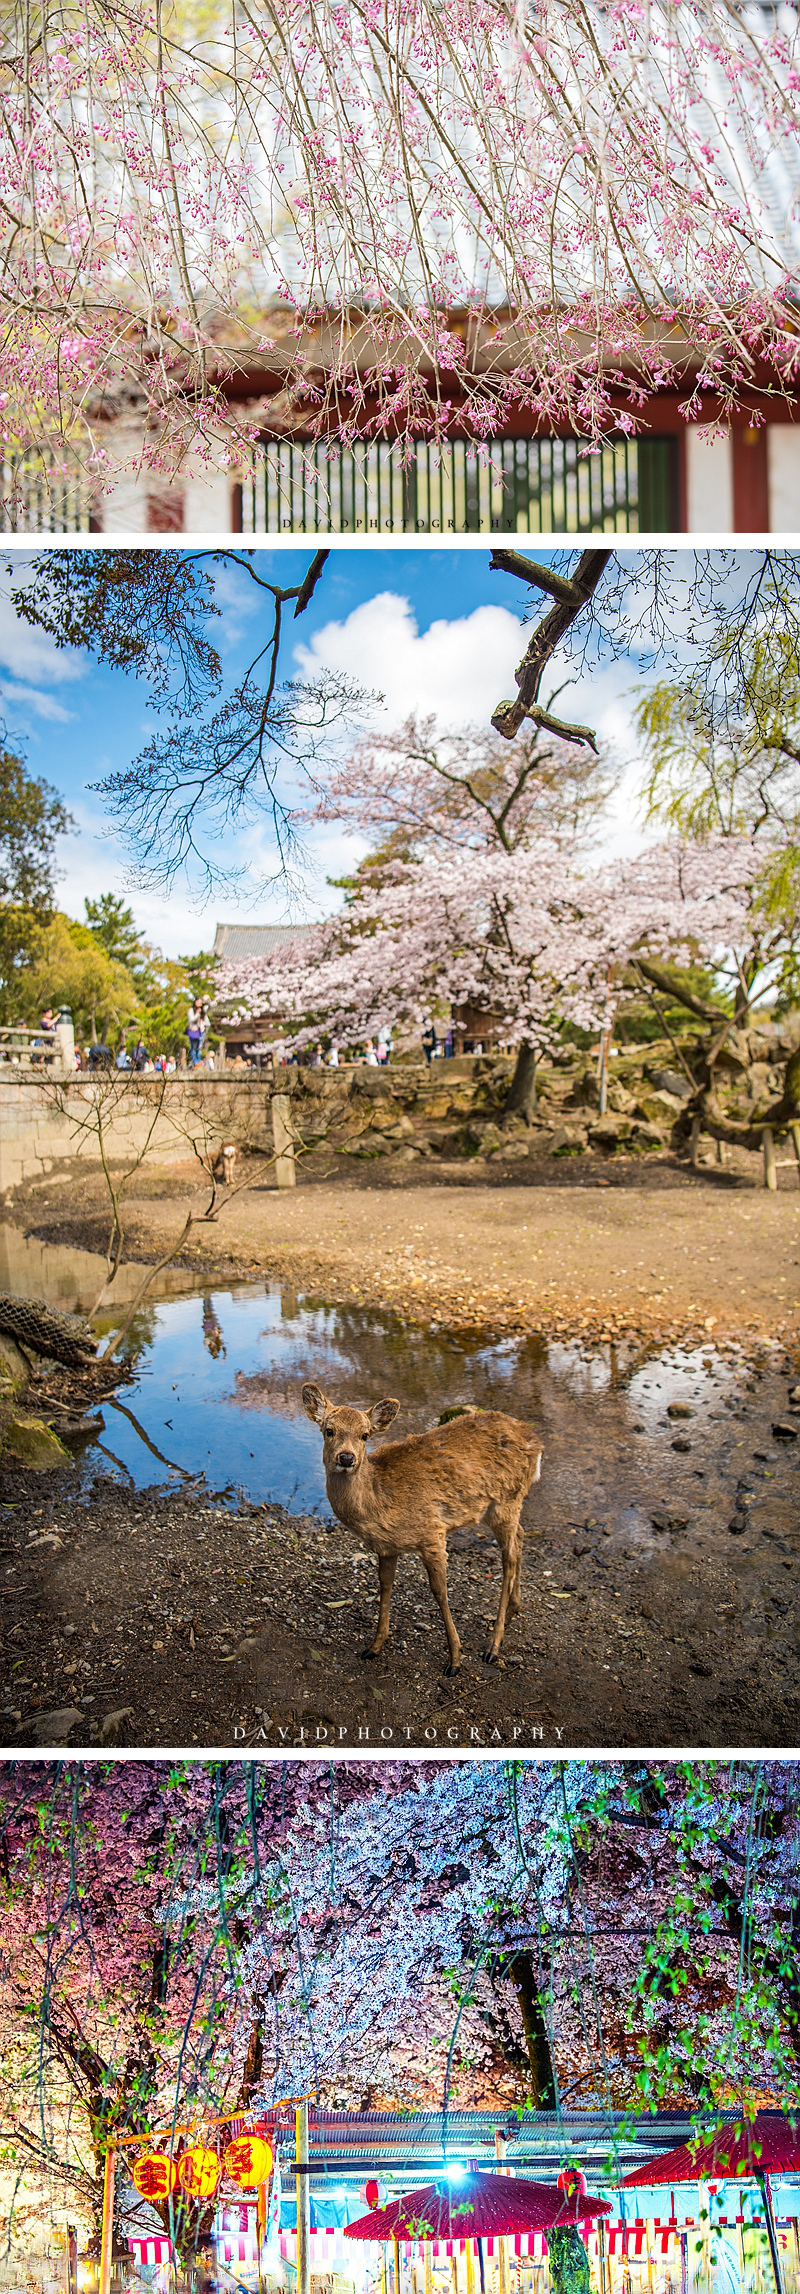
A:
445 2165 469 2184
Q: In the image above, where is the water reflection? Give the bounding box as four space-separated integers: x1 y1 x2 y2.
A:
74 1280 742 1548
2 1221 772 1552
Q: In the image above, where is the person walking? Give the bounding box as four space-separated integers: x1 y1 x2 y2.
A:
187 997 203 1064
422 1019 437 1064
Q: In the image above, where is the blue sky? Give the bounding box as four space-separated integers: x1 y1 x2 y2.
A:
0 543 671 956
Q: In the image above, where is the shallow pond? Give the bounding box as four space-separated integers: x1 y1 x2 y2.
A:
4 1219 793 1554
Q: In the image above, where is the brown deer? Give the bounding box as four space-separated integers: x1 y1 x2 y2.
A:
301 1384 543 1673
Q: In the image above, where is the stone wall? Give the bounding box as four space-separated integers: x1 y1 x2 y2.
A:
0 1061 485 1195
0 1072 279 1195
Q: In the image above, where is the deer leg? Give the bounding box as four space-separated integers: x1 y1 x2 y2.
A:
363 1550 398 1659
423 1544 462 1675
484 1513 523 1663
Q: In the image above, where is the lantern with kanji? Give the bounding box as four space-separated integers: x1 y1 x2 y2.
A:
557 2171 587 2203
224 2136 274 2191
361 2182 384 2210
178 2147 222 2200
132 2153 177 2201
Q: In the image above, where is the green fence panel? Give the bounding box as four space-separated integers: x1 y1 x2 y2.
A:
0 456 94 532
242 434 678 533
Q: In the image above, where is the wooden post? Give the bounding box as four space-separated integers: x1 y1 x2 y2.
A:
763 1126 777 1191
272 1093 297 1189
597 965 614 1115
690 1115 701 1168
98 2147 115 2294
790 1122 800 1178
597 2218 611 2294
466 2241 476 2294
296 2102 311 2294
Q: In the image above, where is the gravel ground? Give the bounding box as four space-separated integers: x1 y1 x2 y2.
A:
2 1353 798 1752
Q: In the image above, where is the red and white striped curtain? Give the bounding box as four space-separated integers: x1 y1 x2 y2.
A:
128 2240 173 2266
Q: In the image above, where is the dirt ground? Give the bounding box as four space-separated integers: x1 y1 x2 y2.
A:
2 1158 798 1753
14 1148 800 1354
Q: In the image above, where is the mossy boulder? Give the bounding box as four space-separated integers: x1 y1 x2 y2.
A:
2 1414 75 1470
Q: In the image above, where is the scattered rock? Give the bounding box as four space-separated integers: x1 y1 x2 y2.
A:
551 1124 589 1155
649 1069 694 1100
588 1116 631 1147
671 1438 692 1453
667 1402 694 1419
58 1414 105 1443
17 1706 83 1744
772 1423 798 1441
100 1706 135 1741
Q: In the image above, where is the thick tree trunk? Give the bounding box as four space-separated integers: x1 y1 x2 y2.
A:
505 1043 538 1123
548 2229 592 2294
506 1952 557 2106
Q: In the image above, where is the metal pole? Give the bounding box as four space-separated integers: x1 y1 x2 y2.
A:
98 2147 116 2294
296 2103 311 2294
494 2135 509 2294
759 2174 785 2294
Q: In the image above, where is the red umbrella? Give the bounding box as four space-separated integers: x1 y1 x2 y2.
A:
622 2113 800 2187
622 2114 800 2294
345 2169 612 2243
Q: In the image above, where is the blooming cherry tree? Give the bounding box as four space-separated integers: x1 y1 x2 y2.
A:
1 0 799 470
217 833 760 1111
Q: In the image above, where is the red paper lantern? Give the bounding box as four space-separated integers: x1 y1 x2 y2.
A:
132 2153 177 2201
178 2147 222 2199
557 2170 587 2200
363 2182 381 2210
225 2136 275 2191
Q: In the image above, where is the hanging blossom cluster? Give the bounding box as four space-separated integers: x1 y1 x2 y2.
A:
232 1763 584 2109
216 833 760 1054
1 0 800 469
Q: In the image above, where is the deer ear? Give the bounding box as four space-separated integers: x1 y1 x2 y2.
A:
368 1396 400 1431
302 1382 328 1425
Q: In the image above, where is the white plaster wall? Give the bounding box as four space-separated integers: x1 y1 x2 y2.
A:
98 476 150 534
182 471 237 532
767 427 800 534
685 430 734 532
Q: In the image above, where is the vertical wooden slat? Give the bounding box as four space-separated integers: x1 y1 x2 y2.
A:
296 2102 311 2294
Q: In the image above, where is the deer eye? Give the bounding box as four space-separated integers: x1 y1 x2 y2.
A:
324 1425 336 1438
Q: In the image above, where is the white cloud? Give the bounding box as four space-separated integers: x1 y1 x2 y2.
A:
0 680 74 724
293 592 525 726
